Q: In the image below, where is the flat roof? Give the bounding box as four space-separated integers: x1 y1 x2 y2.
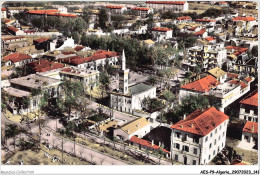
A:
3 87 31 98
10 74 60 89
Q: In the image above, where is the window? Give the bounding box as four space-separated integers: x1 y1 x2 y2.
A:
218 146 220 152
210 133 213 138
204 159 206 164
175 143 180 150
245 108 250 113
193 160 196 165
209 143 212 149
220 125 222 130
176 132 181 139
193 137 199 144
244 116 247 120
222 142 224 147
183 145 189 152
214 139 216 145
205 136 208 142
254 109 258 115
215 128 217 133
218 135 221 141
222 132 225 137
175 154 178 161
193 148 197 155
208 154 211 160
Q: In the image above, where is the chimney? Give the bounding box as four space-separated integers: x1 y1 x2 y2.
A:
252 125 255 132
183 114 187 120
151 140 154 146
159 142 161 147
38 61 41 65
191 124 193 128
181 125 183 128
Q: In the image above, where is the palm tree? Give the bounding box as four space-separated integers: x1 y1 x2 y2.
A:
5 124 19 150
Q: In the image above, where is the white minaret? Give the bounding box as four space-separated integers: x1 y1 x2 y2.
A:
119 50 129 94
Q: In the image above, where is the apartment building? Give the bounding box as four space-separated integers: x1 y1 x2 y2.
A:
184 44 227 72
239 89 258 122
145 1 189 12
3 74 61 114
1 7 7 18
241 121 258 146
60 66 99 91
131 7 152 18
171 107 229 165
151 27 173 42
105 5 127 14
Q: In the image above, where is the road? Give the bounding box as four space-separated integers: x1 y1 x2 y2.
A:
1 112 128 165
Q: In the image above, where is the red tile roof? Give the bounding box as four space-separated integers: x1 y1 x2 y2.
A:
130 136 170 154
3 52 32 63
58 50 118 65
225 46 248 56
171 107 229 136
232 16 256 22
181 75 220 92
240 89 258 107
7 26 19 32
152 27 172 32
219 1 228 4
177 16 191 20
196 19 216 22
27 9 77 18
243 121 258 134
146 1 186 5
34 38 49 43
27 9 60 14
231 160 247 165
1 7 6 11
2 36 25 41
188 26 197 31
106 5 124 9
194 28 206 36
3 19 12 24
244 77 252 83
205 36 215 41
62 51 75 55
27 60 64 72
228 79 248 90
74 45 86 51
132 7 150 11
24 30 36 34
227 72 239 79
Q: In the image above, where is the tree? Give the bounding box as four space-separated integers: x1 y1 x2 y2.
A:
99 8 108 29
75 18 87 34
99 71 110 99
5 124 19 150
72 31 80 44
147 75 157 85
163 90 175 108
59 80 84 120
82 8 91 23
31 18 43 29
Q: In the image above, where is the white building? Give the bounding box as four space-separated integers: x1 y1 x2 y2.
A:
2 52 36 67
57 6 68 13
131 7 153 18
3 74 61 115
60 66 99 92
106 5 127 14
183 43 227 71
241 121 258 146
1 7 7 18
171 107 229 165
239 89 258 122
110 50 156 113
232 16 257 33
151 27 173 42
114 117 151 141
145 1 189 12
179 75 254 112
